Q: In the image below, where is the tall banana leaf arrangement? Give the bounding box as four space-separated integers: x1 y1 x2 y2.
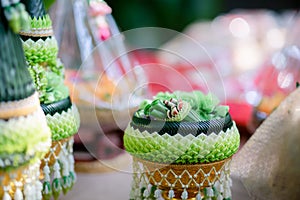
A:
0 1 51 199
19 0 80 199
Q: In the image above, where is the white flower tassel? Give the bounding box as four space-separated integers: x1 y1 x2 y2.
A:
129 160 144 200
168 189 175 199
68 154 76 185
0 159 4 168
134 190 140 199
129 181 138 200
224 175 232 188
217 194 224 200
181 189 188 200
206 187 214 197
24 164 36 200
35 180 43 200
196 192 202 200
223 188 231 199
43 164 51 183
219 183 224 193
3 193 11 200
154 189 162 199
14 182 23 200
53 161 61 179
223 179 231 198
62 160 69 178
61 154 71 194
3 186 12 200
52 161 62 200
143 188 149 197
24 181 33 200
145 184 154 198
33 169 43 200
228 177 233 187
42 164 52 200
214 180 220 191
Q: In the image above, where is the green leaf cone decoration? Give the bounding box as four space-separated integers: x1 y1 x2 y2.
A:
62 176 71 195
124 122 240 164
46 105 80 141
29 14 52 29
0 11 35 102
165 101 193 122
42 181 52 200
22 37 58 67
69 171 76 189
52 178 62 200
148 91 229 121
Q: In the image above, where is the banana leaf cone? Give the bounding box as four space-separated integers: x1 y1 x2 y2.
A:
19 1 80 199
0 5 51 199
20 0 80 141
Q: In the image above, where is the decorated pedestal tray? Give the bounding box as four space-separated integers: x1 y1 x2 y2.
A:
0 3 51 199
19 0 80 199
124 91 240 199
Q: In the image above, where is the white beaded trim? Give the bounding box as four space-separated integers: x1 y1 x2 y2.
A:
0 107 51 168
0 140 50 169
130 157 233 200
1 161 43 200
19 28 53 37
40 137 76 199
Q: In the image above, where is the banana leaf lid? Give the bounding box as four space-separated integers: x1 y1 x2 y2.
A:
0 9 35 103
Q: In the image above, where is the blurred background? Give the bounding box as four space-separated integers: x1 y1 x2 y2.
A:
106 0 300 32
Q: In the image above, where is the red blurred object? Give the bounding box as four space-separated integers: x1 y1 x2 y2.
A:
134 50 209 95
228 102 253 127
98 26 110 40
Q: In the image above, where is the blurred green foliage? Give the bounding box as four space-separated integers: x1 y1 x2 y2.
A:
106 0 223 31
43 0 56 10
